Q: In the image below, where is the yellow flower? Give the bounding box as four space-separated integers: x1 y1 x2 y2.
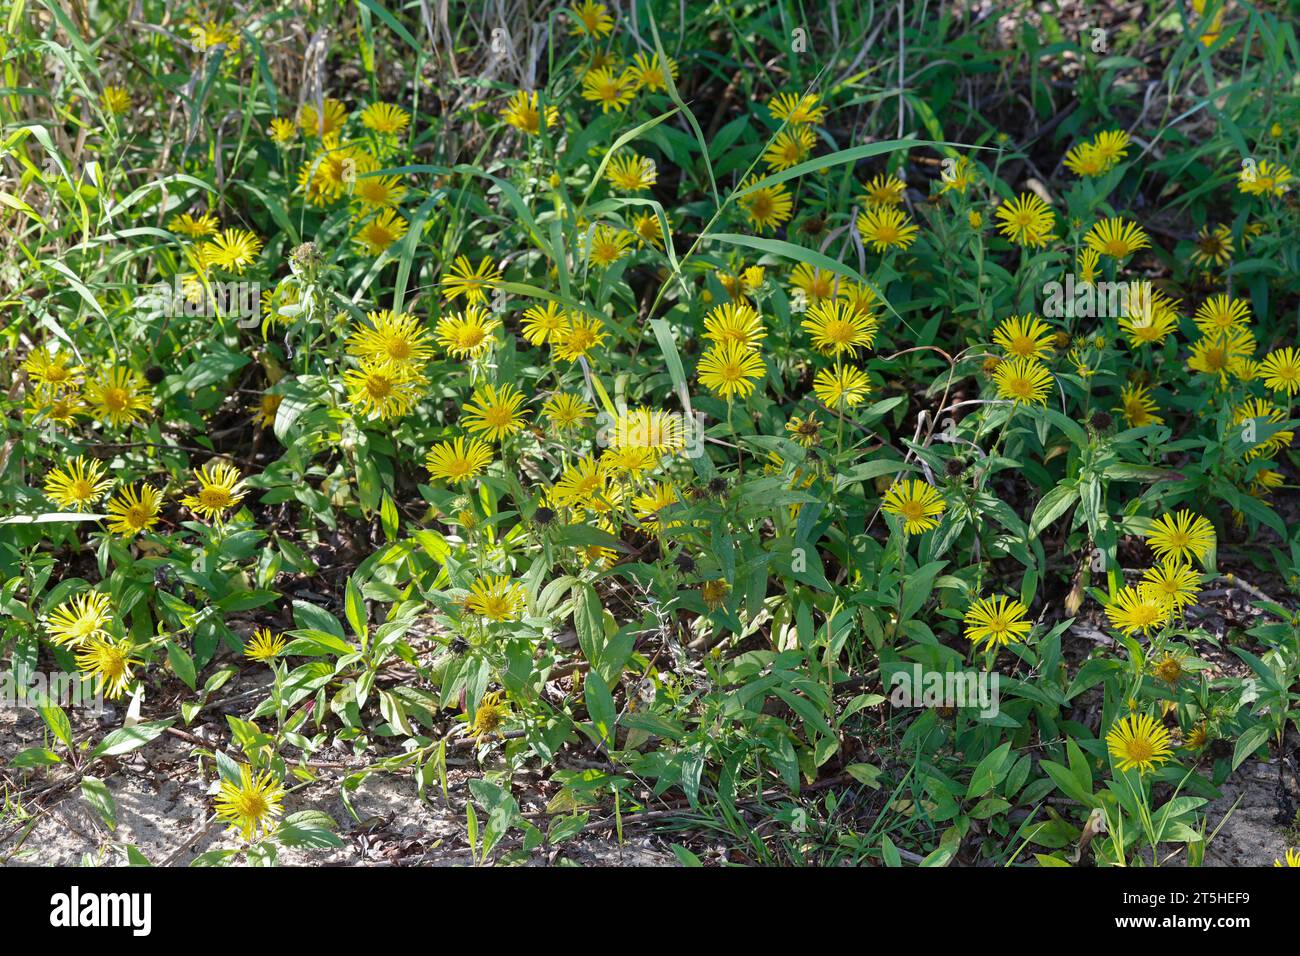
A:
1119 288 1179 348
268 117 297 145
939 155 976 194
467 575 526 621
353 208 408 255
855 206 919 252
802 299 877 356
704 301 766 350
763 126 816 171
992 314 1054 361
606 152 657 191
85 368 152 427
244 627 287 662
181 462 247 520
461 383 529 442
992 357 1054 406
541 393 594 431
298 97 347 137
768 92 826 125
553 457 609 510
586 224 634 267
630 210 667 249
500 90 559 135
1238 159 1293 197
1190 224 1233 268
1140 560 1201 613
881 479 946 534
1078 247 1101 284
812 363 871 408
1193 294 1251 337
1116 382 1163 428
1232 397 1293 458
1145 510 1215 565
75 636 141 700
23 349 79 390
1063 142 1108 177
1105 585 1171 636
359 102 409 135
1090 130 1132 168
1084 217 1150 259
633 482 682 533
520 301 567 345
626 52 677 92
348 310 434 365
1106 712 1173 774
785 414 822 447
567 0 615 36
215 764 285 841
963 595 1033 651
701 579 731 610
440 256 502 305
788 263 836 304
43 456 113 511
167 211 219 238
1188 328 1255 382
737 176 794 233
100 86 131 114
552 314 608 362
1275 848 1300 868
1259 346 1300 396
467 691 511 738
352 173 407 210
697 341 765 400
611 407 684 452
189 19 241 53
30 387 86 426
435 304 499 358
45 592 113 648
994 193 1054 247
203 228 263 273
105 484 162 536
861 173 907 207
343 358 425 420
425 436 494 483
581 67 635 113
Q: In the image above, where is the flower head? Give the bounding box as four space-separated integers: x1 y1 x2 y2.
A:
856 206 919 252
995 193 1054 247
435 305 499 358
1260 347 1300 396
881 479 946 534
425 436 494 483
343 358 426 420
348 310 434 365
105 484 162 536
46 592 113 648
993 358 1054 406
75 636 141 700
1106 712 1173 774
992 314 1054 362
461 383 529 442
215 764 285 841
812 363 871 408
85 367 152 427
244 627 287 663
964 595 1033 651
43 456 113 511
441 256 502 305
1145 510 1215 565
181 462 247 520
697 341 765 400
467 575 526 621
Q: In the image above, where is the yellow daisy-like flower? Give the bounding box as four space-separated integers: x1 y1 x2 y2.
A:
244 627 287 662
789 263 836 305
84 367 152 428
347 310 434 366
963 594 1033 651
1259 346 1300 396
855 206 919 252
1116 382 1163 428
1090 130 1132 168
45 592 113 648
189 19 241 52
500 90 559 136
612 406 685 452
215 764 285 841
435 304 499 358
737 176 794 233
1084 217 1150 260
22 349 79 390
633 482 682 533
1275 848 1300 868
994 193 1054 247
567 0 615 36
586 224 634 267
552 314 609 362
1190 224 1233 268
861 173 907 207
1232 397 1293 458
460 383 529 443
105 484 162 536
1106 712 1173 774
768 92 826 125
353 208 408 255
992 314 1054 362
1078 247 1101 284
1140 560 1202 613
697 341 765 400
467 575 526 621
30 387 86 427
100 86 131 115
1193 294 1251 337
352 173 407 210
581 67 635 113
601 444 657 477
268 117 297 145
520 301 567 345
440 256 502 305
785 414 822 447
1145 510 1215 565
762 126 816 171
75 635 141 700
425 436 494 483
881 479 946 535
939 155 976 194
343 358 426 420
992 357 1054 406
1063 142 1108 177
704 301 766 350
202 228 263 273
1119 289 1180 348
541 393 594 431
1238 159 1293 197
297 97 347 137
467 690 511 739
359 102 409 135
181 462 247 520
606 152 657 191
812 363 871 408
1188 328 1256 381
167 211 219 238
701 579 731 610
626 52 677 92
43 456 113 511
553 456 609 510
802 299 878 356
1105 585 1171 636
630 210 668 249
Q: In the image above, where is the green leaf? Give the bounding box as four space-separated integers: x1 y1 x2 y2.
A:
92 720 173 758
